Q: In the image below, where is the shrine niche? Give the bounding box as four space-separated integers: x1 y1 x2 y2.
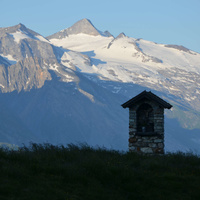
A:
121 90 172 154
137 103 154 134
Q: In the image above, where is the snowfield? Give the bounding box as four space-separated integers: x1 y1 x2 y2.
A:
10 30 49 44
50 34 113 52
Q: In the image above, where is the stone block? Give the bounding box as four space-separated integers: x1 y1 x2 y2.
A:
157 143 164 148
129 137 137 143
129 143 134 147
154 139 163 143
131 128 137 132
155 119 164 123
134 142 141 147
156 122 164 127
156 135 164 139
151 136 158 140
129 115 136 119
140 147 153 154
143 139 153 143
141 137 149 140
129 146 136 151
136 142 148 147
149 143 157 148
155 127 164 132
129 133 136 137
154 115 163 119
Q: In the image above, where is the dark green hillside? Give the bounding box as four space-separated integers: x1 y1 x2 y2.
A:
0 144 200 200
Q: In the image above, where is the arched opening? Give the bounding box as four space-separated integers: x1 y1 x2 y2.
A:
137 103 154 133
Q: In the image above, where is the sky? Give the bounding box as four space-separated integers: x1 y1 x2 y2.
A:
0 0 200 53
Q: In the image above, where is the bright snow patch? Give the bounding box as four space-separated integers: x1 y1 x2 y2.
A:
10 30 49 44
0 84 5 88
10 31 32 43
0 54 17 65
49 64 74 82
26 77 30 85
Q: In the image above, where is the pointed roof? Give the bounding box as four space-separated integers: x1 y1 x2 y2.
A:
121 90 172 109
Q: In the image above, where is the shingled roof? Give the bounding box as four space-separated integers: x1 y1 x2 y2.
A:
121 90 172 109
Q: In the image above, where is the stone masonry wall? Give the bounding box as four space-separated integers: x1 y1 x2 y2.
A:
129 100 164 154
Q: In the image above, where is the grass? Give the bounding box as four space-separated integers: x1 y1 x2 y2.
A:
0 143 200 200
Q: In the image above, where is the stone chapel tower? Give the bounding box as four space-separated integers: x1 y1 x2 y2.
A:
122 90 172 154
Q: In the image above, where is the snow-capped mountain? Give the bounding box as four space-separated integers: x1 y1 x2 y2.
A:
0 19 200 153
48 19 200 126
48 19 113 52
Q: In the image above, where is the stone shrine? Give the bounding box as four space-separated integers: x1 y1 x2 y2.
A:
122 91 172 154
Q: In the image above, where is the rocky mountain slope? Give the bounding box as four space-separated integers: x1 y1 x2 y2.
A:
0 18 200 152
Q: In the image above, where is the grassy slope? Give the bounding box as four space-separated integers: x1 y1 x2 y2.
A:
0 144 200 200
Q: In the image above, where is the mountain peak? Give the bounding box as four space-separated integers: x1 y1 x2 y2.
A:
47 18 112 40
2 23 28 33
18 23 26 27
15 23 27 31
116 32 126 39
0 23 31 38
74 18 93 27
66 18 100 36
78 18 92 24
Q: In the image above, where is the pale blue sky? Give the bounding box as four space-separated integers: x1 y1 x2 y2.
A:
1 0 200 53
